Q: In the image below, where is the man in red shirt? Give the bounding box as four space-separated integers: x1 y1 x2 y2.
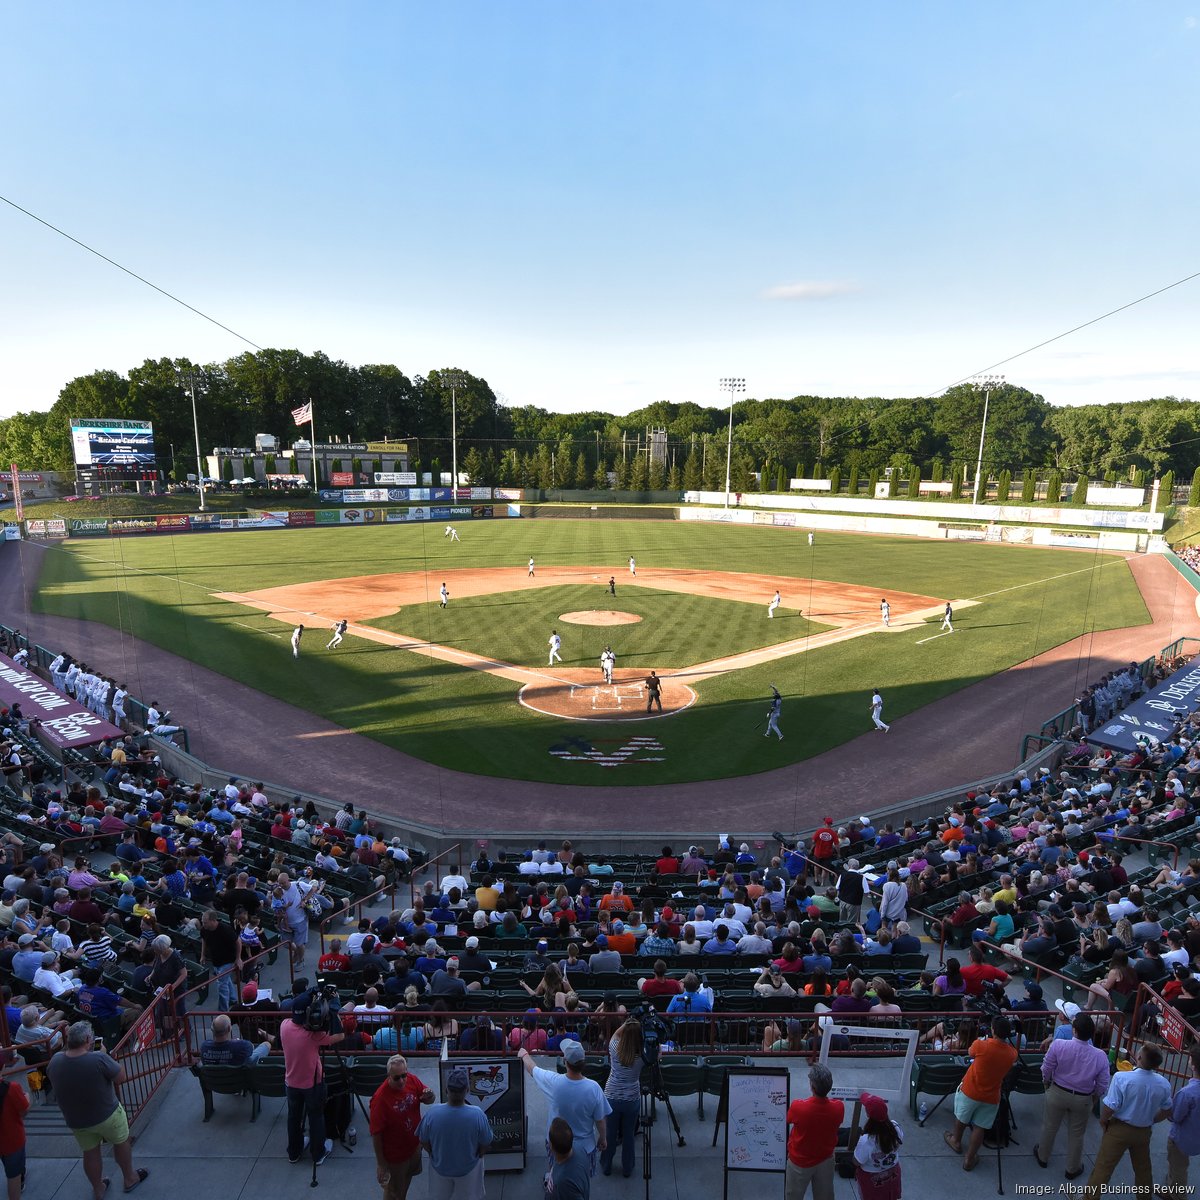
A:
786 1062 844 1200
656 847 680 875
316 938 351 974
0 1074 30 1200
959 943 1016 996
638 960 683 998
369 1054 435 1200
811 818 838 866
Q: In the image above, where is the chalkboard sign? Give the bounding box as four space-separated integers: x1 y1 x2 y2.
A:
721 1067 790 1196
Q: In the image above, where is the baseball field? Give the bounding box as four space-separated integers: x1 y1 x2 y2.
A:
29 519 1149 786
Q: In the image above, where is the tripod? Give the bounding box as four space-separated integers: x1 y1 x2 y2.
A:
639 1055 685 1200
297 1046 373 1189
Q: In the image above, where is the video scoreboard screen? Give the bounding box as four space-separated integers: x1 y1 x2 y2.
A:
70 420 158 482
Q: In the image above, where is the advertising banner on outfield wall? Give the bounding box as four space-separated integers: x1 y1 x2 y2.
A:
330 472 355 486
315 510 339 525
495 488 523 501
0 653 125 749
1087 657 1200 754
107 517 157 535
318 489 343 503
69 518 110 536
155 515 190 532
375 471 417 485
288 510 316 526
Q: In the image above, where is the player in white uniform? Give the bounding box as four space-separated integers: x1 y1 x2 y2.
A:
439 583 449 609
628 556 636 576
880 598 890 627
765 686 783 740
600 646 615 684
870 688 890 732
291 624 304 658
941 603 954 632
548 630 562 665
528 557 535 577
767 591 781 619
327 619 348 649
808 532 814 546
444 525 460 541
112 684 128 727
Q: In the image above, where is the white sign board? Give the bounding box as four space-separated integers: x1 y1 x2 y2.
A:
818 1022 919 1104
789 478 832 491
1086 485 1145 508
722 1068 790 1174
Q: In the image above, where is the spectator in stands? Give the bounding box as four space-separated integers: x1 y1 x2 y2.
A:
458 1015 504 1053
605 920 636 955
588 935 621 973
47 1021 149 1198
198 1013 272 1064
76 968 138 1031
755 965 797 999
960 943 1015 996
738 922 774 955
890 921 921 956
638 922 676 958
829 978 871 1015
317 938 351 974
34 951 79 1000
944 1015 1019 1171
702 924 737 956
666 974 713 1015
1035 1011 1108 1179
638 961 682 998
1086 947 1138 1010
785 1063 843 1200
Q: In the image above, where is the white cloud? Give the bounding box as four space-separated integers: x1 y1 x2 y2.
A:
1186 15 1198 27
762 280 861 301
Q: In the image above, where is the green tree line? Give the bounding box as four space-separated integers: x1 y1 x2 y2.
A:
0 351 1196 488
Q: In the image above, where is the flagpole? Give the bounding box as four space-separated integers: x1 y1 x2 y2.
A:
309 401 318 491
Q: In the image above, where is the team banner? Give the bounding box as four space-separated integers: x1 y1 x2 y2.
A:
1086 657 1200 753
0 653 125 749
437 1059 525 1171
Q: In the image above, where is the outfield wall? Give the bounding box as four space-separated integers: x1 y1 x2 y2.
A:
683 490 1165 532
679 505 1145 551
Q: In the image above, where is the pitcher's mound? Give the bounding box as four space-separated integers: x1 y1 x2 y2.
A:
520 669 694 721
559 610 642 626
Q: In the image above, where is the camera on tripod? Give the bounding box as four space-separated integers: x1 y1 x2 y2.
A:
967 979 1006 1020
634 1003 671 1067
299 977 344 1035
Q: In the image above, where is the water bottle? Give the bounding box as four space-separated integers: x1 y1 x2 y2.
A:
347 1126 357 1148
918 1102 929 1123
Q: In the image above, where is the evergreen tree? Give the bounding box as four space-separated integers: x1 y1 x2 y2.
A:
667 462 681 491
887 468 901 498
535 444 555 490
828 466 841 494
612 455 629 490
907 462 922 499
683 448 702 491
950 465 963 500
847 465 859 495
867 468 880 496
1159 469 1175 511
1046 470 1062 504
1021 469 1036 503
573 451 588 489
1071 473 1089 506
1105 469 1118 485
996 469 1011 503
702 445 723 491
592 457 609 489
629 452 649 491
1189 466 1200 507
648 457 666 490
931 460 944 484
264 454 276 474
776 464 788 492
461 446 484 484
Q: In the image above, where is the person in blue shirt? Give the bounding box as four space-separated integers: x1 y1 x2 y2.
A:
1087 1044 1172 1195
666 974 713 1016
701 926 738 956
1164 1046 1200 1194
114 834 146 868
75 967 139 1030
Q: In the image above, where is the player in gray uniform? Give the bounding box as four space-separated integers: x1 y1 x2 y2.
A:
765 686 783 740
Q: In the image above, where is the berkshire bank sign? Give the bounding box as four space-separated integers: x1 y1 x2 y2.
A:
1086 658 1200 754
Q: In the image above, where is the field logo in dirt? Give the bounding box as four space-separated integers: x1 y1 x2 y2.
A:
549 735 665 767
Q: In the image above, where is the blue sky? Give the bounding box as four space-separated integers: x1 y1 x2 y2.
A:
2 2 1198 418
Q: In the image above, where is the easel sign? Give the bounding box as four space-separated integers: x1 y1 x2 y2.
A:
718 1067 790 1200
438 1058 527 1172
817 1022 919 1104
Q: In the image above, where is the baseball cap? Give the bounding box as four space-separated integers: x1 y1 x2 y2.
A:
38 843 54 853
465 936 480 949
1024 981 1043 997
562 1040 586 1065
1055 999 1080 1021
611 920 624 933
860 1093 889 1122
242 981 258 1002
859 816 870 826
447 1068 470 1092
17 934 35 947
594 934 608 948
537 938 549 950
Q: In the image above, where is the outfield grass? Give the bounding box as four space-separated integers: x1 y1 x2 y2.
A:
31 521 1151 785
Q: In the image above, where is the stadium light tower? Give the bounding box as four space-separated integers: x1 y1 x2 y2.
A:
719 377 746 508
176 367 207 513
971 374 1005 504
442 370 467 490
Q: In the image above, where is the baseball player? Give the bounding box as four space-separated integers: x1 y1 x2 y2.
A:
548 630 562 665
528 557 535 577
439 583 449 609
327 619 348 649
600 646 615 684
444 525 460 541
291 624 304 658
880 598 890 627
112 683 128 727
645 670 662 711
767 590 781 619
608 576 616 597
941 602 954 632
765 686 783 740
808 531 814 546
628 556 636 576
870 688 890 732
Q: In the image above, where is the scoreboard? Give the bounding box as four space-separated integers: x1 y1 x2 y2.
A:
70 419 159 484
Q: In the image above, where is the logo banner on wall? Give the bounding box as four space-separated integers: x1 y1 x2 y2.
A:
0 653 125 749
1086 658 1200 753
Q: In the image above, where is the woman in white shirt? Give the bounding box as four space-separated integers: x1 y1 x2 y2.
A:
853 1092 903 1200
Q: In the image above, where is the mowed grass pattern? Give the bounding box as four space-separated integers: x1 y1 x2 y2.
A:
31 521 1150 784
370 584 830 669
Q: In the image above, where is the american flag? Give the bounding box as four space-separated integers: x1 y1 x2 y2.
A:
291 401 312 426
